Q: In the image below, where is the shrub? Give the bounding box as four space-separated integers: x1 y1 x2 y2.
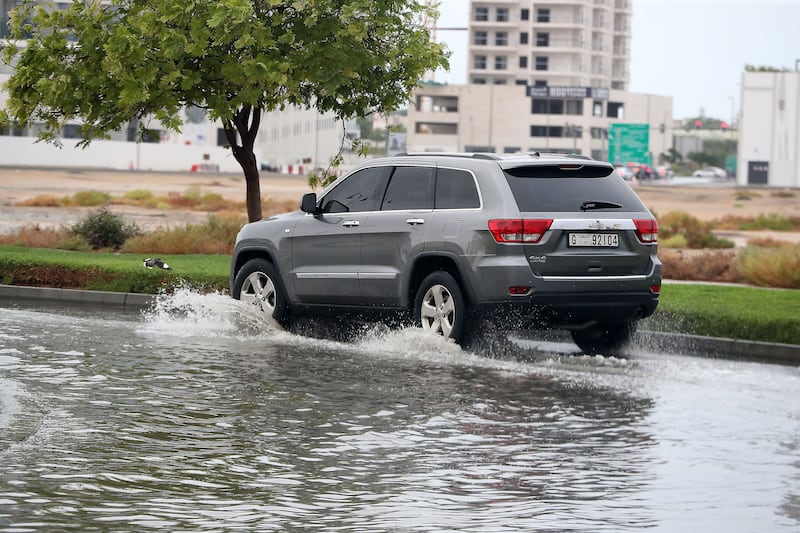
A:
15 194 62 207
739 213 793 231
658 211 734 249
123 189 154 201
660 249 745 283
736 244 800 288
69 190 112 207
771 189 796 199
72 208 141 250
121 214 245 255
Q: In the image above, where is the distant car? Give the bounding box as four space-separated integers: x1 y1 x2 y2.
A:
615 166 636 181
655 166 674 180
693 166 727 179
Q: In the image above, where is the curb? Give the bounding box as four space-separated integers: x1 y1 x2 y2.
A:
1 284 798 366
0 284 155 308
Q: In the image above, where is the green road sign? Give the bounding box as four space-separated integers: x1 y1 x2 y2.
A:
608 123 650 164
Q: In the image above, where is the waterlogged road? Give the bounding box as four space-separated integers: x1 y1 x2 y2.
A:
1 290 799 531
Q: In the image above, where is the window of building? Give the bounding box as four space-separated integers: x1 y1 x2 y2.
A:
549 126 564 137
548 99 564 114
593 100 603 117
536 33 549 47
520 32 529 45
474 7 488 21
62 124 81 139
591 127 608 140
494 78 507 85
496 7 509 22
495 31 508 46
607 101 624 119
519 56 528 69
504 146 522 154
566 125 582 139
473 31 487 45
473 55 487 69
494 56 507 70
534 79 547 87
521 8 530 21
530 125 547 137
531 99 547 114
435 168 480 209
472 77 487 84
537 8 550 23
535 56 548 71
515 79 528 85
566 99 584 115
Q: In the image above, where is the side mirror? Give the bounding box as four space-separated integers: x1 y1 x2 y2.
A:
300 192 318 214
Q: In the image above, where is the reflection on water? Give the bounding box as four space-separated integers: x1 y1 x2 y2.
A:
0 289 798 531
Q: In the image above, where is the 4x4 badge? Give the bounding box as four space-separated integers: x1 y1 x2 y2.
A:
529 255 547 263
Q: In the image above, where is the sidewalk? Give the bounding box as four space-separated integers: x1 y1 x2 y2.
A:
1 284 798 365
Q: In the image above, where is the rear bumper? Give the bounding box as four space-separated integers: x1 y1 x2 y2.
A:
473 290 660 329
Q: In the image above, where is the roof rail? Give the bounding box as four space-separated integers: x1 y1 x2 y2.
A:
395 152 503 160
527 152 594 161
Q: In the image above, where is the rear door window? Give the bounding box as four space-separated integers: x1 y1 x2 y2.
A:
380 166 435 211
504 165 647 212
435 168 480 209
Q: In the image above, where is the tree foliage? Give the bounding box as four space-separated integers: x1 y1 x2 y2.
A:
1 0 449 221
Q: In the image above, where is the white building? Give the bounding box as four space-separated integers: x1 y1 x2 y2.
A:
737 70 800 187
0 0 356 174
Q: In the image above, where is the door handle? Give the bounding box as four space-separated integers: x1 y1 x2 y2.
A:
342 220 360 227
406 218 425 226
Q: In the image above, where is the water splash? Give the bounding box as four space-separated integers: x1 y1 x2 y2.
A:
139 287 283 338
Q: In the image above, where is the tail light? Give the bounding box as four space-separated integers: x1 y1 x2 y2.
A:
489 219 553 243
634 218 658 243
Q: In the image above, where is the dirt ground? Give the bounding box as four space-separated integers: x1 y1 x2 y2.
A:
0 167 798 245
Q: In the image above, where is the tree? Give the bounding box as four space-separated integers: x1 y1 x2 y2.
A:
1 0 448 222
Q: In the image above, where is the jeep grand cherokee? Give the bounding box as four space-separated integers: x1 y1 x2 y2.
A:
230 153 661 354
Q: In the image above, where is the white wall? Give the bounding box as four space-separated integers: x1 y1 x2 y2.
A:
737 71 800 187
0 135 246 172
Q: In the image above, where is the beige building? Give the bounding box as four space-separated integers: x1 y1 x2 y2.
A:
405 1 671 164
467 0 631 90
406 82 672 163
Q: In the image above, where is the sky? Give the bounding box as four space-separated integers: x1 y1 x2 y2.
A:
432 0 800 121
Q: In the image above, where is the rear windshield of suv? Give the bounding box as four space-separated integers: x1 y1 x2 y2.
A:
504 165 648 212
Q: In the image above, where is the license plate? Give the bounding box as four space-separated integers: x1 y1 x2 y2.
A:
568 233 619 247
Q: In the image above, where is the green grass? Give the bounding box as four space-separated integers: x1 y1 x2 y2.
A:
0 245 229 294
2 246 799 346
643 283 800 345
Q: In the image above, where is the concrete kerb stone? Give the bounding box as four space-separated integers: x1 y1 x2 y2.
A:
1 284 798 366
0 284 155 308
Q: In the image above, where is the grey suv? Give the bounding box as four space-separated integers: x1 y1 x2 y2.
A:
230 153 661 354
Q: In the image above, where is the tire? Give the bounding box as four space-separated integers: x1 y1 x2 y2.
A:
232 258 289 325
570 322 637 355
413 271 467 344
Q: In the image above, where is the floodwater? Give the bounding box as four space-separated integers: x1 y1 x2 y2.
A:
1 290 798 532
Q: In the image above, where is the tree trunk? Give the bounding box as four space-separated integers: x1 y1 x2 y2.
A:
224 105 263 222
240 150 262 223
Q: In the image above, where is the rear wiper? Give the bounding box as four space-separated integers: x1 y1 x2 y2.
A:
580 200 623 211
